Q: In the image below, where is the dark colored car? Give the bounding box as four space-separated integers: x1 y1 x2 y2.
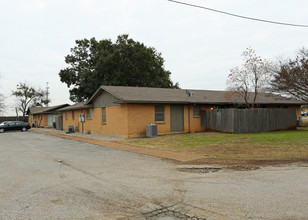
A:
0 121 31 133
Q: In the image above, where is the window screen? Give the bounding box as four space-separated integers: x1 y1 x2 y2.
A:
193 105 201 116
155 105 164 122
87 109 92 119
102 107 106 123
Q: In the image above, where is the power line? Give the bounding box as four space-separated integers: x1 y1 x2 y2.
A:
168 0 308 28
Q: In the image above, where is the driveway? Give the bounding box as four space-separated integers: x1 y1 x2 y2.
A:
0 131 308 219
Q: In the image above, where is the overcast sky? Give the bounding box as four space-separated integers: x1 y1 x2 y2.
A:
0 0 307 115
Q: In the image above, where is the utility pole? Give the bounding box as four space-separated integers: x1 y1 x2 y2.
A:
46 82 49 107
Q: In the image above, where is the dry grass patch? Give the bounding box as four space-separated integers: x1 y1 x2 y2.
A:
120 128 308 164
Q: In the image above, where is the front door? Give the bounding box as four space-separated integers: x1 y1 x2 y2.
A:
55 116 63 130
170 105 184 132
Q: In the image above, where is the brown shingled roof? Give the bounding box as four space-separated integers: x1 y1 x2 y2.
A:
57 102 93 112
87 85 305 106
28 104 69 115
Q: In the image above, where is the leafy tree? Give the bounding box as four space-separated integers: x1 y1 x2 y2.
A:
270 48 308 103
225 47 271 108
59 34 179 102
12 83 50 117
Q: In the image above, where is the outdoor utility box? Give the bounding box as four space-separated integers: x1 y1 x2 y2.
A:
146 124 157 138
67 125 74 133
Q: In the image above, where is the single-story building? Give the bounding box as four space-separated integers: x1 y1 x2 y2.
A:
57 85 304 138
56 102 93 132
28 104 69 128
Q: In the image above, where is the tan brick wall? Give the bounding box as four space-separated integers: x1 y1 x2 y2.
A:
62 109 86 132
119 104 209 137
127 104 171 138
28 115 34 126
28 114 48 127
127 104 207 137
62 105 129 138
184 105 213 133
157 104 171 134
90 105 129 138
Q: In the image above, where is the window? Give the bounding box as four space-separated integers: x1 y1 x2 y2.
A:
155 104 164 122
87 109 92 119
193 105 201 116
102 107 106 123
65 112 68 120
72 110 75 119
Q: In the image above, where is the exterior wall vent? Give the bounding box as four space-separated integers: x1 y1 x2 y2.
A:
146 124 157 138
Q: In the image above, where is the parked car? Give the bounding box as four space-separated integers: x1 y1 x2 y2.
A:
0 121 31 133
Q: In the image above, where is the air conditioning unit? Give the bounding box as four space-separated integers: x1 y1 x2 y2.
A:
146 124 157 138
67 125 74 133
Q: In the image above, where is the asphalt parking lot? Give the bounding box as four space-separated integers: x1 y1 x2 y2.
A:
0 131 308 219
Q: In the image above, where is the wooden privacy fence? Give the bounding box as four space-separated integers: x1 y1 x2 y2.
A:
201 108 297 134
0 116 28 123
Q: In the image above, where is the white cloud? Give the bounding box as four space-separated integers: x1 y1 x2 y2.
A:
18 0 47 13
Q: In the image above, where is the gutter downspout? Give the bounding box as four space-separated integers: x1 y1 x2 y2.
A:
188 105 191 133
185 90 193 133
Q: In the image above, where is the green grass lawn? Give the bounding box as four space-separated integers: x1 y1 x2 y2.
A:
121 119 308 163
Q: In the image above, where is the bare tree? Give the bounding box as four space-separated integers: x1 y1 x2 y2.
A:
0 93 5 115
0 74 5 114
226 47 271 108
12 82 50 117
270 48 308 103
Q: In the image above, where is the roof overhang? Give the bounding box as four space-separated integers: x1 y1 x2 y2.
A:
28 104 70 115
115 100 303 106
57 104 93 112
